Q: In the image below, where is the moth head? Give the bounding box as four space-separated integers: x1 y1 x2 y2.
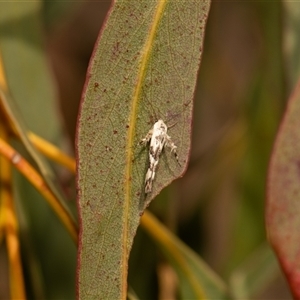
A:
156 119 168 132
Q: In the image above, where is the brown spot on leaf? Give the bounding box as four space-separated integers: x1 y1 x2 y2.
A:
94 82 99 91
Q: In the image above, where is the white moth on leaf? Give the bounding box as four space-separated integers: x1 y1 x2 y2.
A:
140 119 180 194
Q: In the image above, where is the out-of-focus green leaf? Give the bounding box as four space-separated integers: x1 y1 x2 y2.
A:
0 3 77 298
141 211 228 299
0 2 60 140
283 2 300 88
0 3 76 226
77 0 210 298
0 89 77 228
14 173 77 299
266 79 300 299
127 287 140 300
229 244 282 299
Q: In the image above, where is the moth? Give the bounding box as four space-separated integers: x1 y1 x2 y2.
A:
140 119 180 193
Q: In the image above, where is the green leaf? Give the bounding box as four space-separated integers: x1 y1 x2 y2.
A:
0 3 77 298
0 2 77 229
229 243 282 299
77 0 210 298
141 211 228 299
266 80 300 298
127 287 140 300
0 2 60 140
283 2 300 88
0 89 77 229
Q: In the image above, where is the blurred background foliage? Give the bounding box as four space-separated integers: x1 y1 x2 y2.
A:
0 0 298 299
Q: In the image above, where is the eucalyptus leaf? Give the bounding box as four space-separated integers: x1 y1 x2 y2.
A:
77 0 210 298
266 80 300 298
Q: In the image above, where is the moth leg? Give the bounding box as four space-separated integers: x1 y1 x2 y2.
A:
165 135 181 166
139 128 153 146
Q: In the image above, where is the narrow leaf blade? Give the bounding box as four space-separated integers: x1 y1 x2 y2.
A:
266 79 300 298
77 1 210 298
141 212 228 299
0 2 76 227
